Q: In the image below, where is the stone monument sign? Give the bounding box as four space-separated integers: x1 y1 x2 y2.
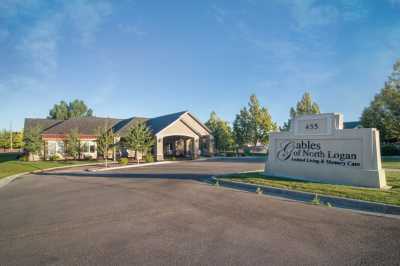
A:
265 113 387 188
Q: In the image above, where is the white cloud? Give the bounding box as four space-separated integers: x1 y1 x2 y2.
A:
18 16 60 75
287 0 339 30
66 0 113 46
0 75 44 96
5 0 114 76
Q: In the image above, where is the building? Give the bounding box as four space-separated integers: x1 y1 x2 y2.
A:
343 121 362 129
24 111 214 161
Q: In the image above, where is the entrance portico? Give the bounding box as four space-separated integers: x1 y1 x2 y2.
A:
154 112 212 161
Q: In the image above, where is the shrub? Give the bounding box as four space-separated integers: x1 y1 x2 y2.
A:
19 155 29 161
144 153 154 163
171 156 176 161
381 144 400 156
49 154 61 161
243 147 252 157
84 154 94 160
119 157 129 165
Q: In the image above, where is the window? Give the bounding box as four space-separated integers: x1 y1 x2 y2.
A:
81 141 96 153
48 141 65 155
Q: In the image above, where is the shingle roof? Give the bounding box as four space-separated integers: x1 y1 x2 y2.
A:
113 117 149 136
24 111 189 137
146 111 187 134
24 118 63 133
41 117 121 135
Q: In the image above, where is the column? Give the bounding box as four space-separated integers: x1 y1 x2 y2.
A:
208 135 214 156
193 137 200 159
156 136 164 161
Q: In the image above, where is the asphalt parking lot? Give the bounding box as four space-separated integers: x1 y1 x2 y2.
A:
0 158 399 265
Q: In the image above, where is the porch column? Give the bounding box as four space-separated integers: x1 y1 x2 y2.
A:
156 136 164 161
208 135 214 156
193 137 200 159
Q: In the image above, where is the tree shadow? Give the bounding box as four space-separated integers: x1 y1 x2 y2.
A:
0 153 20 163
36 171 215 183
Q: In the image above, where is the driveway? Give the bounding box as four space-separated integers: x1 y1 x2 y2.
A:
0 158 399 265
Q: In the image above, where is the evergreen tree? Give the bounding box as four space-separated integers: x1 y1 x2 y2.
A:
23 126 43 158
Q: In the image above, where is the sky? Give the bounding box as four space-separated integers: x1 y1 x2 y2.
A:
0 0 399 130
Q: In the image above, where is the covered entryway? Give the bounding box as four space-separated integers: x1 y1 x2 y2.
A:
153 112 214 161
163 135 194 159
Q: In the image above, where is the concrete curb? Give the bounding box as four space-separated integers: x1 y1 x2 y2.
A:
0 162 104 189
88 161 178 172
210 177 400 216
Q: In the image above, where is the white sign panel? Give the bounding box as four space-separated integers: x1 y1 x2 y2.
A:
265 113 387 188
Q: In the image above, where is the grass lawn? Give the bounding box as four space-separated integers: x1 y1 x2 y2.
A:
382 157 400 169
218 158 400 206
0 153 99 180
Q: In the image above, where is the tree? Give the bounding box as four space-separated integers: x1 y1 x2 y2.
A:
248 94 277 145
205 112 234 153
125 122 154 164
12 132 23 149
233 95 277 148
49 101 69 120
48 99 93 120
282 92 321 130
66 128 80 159
96 121 115 166
0 130 8 151
361 59 400 143
233 107 252 149
68 99 93 118
23 126 43 159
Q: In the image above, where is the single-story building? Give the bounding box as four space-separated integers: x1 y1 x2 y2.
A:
343 121 362 129
24 111 214 161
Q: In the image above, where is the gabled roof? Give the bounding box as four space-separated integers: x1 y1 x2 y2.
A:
146 111 187 134
113 117 148 136
43 117 122 135
24 111 196 137
24 118 63 133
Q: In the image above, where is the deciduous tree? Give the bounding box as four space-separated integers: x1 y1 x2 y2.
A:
125 122 154 164
205 112 234 153
233 107 252 149
48 99 93 120
248 94 277 145
96 121 115 166
282 92 320 130
66 128 80 159
361 59 400 143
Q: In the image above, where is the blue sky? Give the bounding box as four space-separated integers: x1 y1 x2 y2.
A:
1 0 399 130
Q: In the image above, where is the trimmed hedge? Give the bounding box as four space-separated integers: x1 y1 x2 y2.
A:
381 144 400 156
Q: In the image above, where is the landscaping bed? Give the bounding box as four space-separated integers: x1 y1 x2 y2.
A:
218 158 400 206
